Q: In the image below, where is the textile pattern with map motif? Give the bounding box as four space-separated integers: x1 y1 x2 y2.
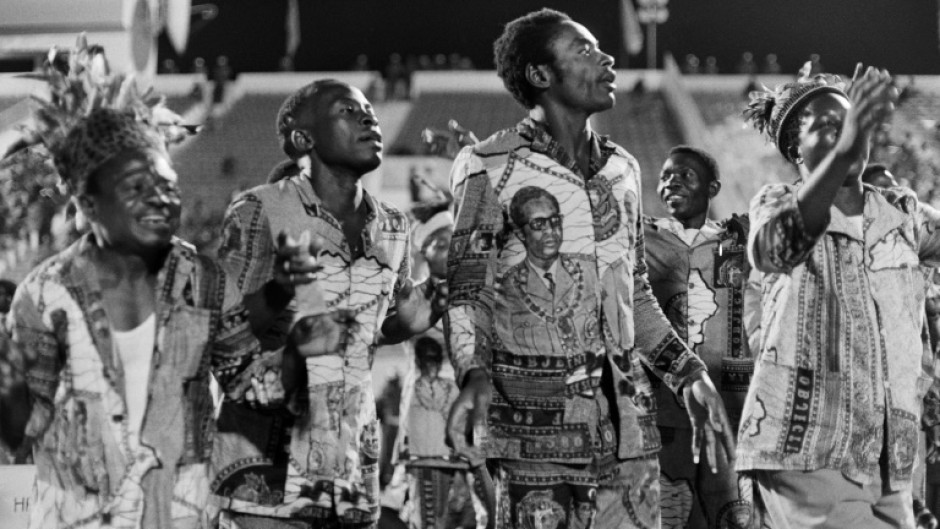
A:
445 118 706 466
738 183 940 491
8 235 261 529
212 174 409 525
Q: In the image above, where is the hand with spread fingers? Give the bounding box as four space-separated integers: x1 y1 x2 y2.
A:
837 63 899 164
422 119 480 160
446 368 492 467
683 371 736 474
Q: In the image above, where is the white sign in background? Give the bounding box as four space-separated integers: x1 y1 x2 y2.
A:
0 465 34 529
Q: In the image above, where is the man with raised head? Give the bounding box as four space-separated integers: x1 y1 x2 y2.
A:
212 79 446 528
444 9 733 528
643 146 756 528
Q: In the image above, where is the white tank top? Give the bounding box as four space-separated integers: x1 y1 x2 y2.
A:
112 313 156 450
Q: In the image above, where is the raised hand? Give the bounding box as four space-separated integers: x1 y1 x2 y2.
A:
837 64 899 163
385 277 448 340
273 230 323 292
421 119 480 160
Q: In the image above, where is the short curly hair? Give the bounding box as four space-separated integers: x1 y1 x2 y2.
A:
667 145 721 183
494 8 571 109
275 79 348 159
509 185 559 228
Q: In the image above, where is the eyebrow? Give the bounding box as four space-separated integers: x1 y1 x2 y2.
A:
332 97 372 110
570 37 597 49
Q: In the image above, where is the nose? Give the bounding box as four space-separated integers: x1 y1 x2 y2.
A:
599 49 614 68
361 111 378 127
150 179 181 206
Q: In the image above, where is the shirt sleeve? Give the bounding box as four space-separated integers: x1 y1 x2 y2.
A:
218 193 278 297
630 164 706 394
915 200 940 267
218 192 294 350
384 212 413 324
7 278 65 443
444 147 499 387
208 269 264 397
748 183 823 274
743 267 763 356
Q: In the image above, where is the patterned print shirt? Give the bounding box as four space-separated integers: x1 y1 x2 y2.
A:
212 173 410 525
445 119 706 463
7 235 260 529
642 216 754 429
738 183 940 490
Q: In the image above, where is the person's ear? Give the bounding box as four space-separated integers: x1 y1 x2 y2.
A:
290 129 314 154
708 179 721 199
525 63 552 90
75 194 96 222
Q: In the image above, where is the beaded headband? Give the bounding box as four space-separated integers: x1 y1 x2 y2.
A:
744 62 848 162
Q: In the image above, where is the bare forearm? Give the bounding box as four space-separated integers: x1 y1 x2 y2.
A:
795 150 856 236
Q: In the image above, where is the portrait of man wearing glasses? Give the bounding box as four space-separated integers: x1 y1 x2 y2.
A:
499 186 601 391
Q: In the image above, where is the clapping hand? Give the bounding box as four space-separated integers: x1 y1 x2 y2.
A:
422 119 479 160
273 230 323 292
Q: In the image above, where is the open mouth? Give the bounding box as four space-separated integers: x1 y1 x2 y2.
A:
600 71 617 90
139 215 171 228
664 194 686 207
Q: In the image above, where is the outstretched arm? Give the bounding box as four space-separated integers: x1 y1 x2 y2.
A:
796 65 897 235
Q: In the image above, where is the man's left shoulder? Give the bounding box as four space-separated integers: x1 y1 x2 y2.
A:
602 139 640 169
374 199 410 234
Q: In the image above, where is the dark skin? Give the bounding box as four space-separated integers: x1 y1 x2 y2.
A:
1 148 180 449
449 20 734 473
0 148 281 450
262 83 446 361
657 152 720 230
793 64 897 234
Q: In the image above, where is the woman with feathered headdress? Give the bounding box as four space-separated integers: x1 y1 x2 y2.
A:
0 36 282 529
735 62 940 528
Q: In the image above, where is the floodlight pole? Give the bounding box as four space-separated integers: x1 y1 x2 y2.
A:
637 0 669 69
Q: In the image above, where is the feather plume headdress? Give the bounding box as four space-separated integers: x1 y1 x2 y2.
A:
743 61 848 162
2 34 196 195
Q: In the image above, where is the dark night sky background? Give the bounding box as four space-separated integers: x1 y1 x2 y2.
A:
160 0 940 75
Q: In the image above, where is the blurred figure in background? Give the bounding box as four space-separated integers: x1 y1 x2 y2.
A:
862 162 940 529
643 146 757 528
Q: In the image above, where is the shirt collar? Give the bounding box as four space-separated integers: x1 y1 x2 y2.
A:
825 185 910 246
516 117 616 179
526 258 561 291
652 216 722 246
